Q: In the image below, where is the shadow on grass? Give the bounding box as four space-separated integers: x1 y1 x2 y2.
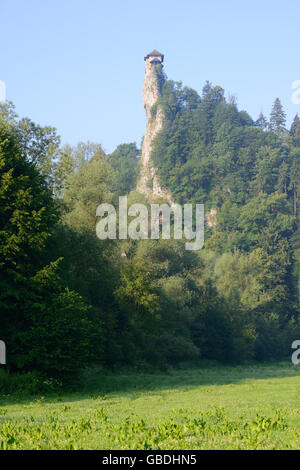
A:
80 361 300 395
1 361 299 407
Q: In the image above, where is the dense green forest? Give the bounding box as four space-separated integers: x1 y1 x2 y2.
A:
1 70 300 383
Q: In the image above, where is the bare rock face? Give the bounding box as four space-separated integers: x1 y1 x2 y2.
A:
137 55 173 203
205 208 217 227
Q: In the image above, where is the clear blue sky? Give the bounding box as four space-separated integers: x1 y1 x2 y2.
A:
1 0 300 153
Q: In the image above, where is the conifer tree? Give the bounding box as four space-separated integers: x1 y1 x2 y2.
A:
269 98 286 135
290 113 300 146
255 112 268 130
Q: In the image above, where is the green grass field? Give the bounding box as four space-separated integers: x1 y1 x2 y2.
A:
0 362 300 450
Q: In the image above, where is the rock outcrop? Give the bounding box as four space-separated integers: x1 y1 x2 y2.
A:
137 51 173 203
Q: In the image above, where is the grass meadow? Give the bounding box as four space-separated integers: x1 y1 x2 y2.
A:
0 362 300 449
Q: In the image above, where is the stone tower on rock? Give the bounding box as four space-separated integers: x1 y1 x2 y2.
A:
137 50 172 202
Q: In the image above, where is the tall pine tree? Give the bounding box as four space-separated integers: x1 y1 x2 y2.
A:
290 113 300 147
269 98 286 135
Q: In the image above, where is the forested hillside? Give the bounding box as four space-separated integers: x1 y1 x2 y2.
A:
1 70 300 382
151 77 300 357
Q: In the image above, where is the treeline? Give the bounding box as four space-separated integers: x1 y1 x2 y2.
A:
151 76 300 360
0 77 299 382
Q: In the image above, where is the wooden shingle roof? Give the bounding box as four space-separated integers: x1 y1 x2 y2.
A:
144 49 164 61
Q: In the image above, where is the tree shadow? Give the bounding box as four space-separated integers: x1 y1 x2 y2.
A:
80 361 300 396
1 361 299 407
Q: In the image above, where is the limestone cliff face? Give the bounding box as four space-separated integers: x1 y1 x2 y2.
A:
137 58 172 202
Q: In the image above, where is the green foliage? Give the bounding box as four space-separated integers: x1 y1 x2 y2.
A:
61 152 114 230
154 63 167 94
148 78 300 361
0 117 99 380
0 102 61 185
0 122 57 270
1 69 300 381
19 286 97 379
255 112 268 130
270 98 287 136
108 143 140 195
290 114 300 147
0 369 60 395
